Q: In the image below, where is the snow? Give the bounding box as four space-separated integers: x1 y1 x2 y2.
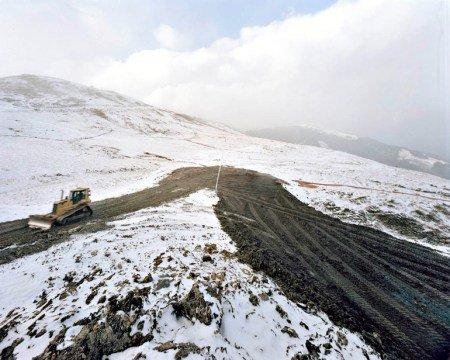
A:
318 140 329 148
299 123 359 140
398 149 446 169
0 190 379 359
0 74 146 109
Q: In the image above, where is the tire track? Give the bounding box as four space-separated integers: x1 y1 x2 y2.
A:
214 168 450 360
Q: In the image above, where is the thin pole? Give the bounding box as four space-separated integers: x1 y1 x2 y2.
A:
215 165 222 193
215 135 226 193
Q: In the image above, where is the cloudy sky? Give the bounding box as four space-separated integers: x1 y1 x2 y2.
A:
0 0 448 158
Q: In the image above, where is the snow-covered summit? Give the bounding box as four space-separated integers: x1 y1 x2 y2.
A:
0 74 147 109
0 74 236 139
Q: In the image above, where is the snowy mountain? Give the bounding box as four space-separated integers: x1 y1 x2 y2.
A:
248 125 450 180
0 75 449 360
1 75 447 248
0 74 146 109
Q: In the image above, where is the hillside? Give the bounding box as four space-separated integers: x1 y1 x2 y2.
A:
0 75 448 249
248 125 450 180
0 75 449 359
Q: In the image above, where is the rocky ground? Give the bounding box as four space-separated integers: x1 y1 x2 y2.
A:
0 187 378 360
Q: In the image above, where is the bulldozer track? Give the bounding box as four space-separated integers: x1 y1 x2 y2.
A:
214 168 450 360
0 166 448 359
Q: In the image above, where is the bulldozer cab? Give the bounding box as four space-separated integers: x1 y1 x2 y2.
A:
69 188 90 204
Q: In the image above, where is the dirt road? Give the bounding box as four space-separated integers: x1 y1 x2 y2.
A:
0 166 449 359
0 167 219 264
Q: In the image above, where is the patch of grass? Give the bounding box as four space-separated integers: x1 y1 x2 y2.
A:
91 108 108 119
414 210 439 223
374 213 424 238
434 204 450 217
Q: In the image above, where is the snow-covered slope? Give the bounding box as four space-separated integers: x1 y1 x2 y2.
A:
0 74 146 109
1 75 448 250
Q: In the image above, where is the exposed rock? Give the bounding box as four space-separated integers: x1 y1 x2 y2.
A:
141 273 153 283
154 340 176 352
153 341 201 359
206 283 222 300
0 337 23 360
281 326 298 338
204 243 218 254
107 287 150 314
175 342 202 359
276 304 288 319
35 328 47 338
220 249 234 259
153 254 164 269
172 284 213 325
36 313 152 360
0 327 8 343
86 289 99 304
291 354 311 360
249 293 259 306
299 321 309 330
189 272 199 279
35 285 155 359
305 339 321 358
336 331 349 347
132 352 147 360
154 278 171 291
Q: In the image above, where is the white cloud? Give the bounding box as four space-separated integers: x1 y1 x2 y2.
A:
0 0 447 157
91 0 448 157
154 24 184 50
0 1 120 82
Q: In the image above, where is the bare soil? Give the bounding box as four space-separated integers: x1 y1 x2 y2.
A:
0 166 448 360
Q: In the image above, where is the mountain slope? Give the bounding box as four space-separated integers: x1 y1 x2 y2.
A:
0 74 449 359
247 125 450 179
0 74 146 109
0 75 448 249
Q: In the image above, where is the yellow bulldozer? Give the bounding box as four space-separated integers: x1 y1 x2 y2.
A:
28 187 93 230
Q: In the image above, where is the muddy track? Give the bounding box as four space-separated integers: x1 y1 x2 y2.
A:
0 167 220 264
0 166 449 359
213 168 449 360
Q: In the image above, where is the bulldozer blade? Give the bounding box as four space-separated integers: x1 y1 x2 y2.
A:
28 216 55 230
